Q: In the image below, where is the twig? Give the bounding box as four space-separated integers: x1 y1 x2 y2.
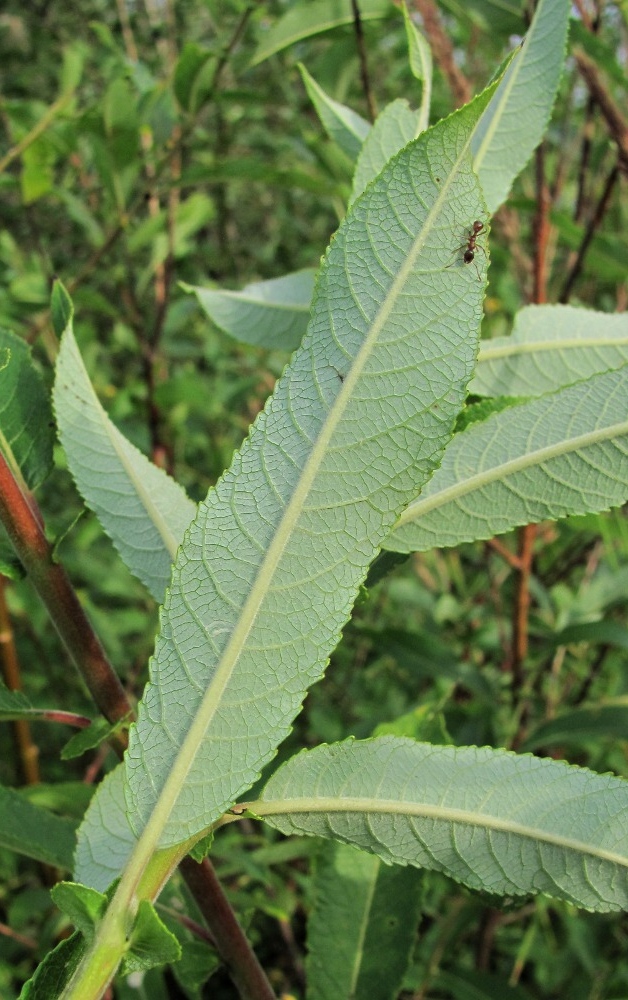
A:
351 0 377 121
558 162 620 303
0 91 73 176
532 144 551 304
0 452 130 738
179 857 277 1000
573 48 628 173
0 576 40 784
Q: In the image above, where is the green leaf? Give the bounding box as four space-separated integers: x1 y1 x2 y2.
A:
521 700 628 752
77 90 493 882
351 100 420 205
471 304 628 397
0 328 54 489
249 0 394 67
121 901 182 974
61 718 125 761
403 5 431 132
257 737 628 912
184 269 316 352
173 43 214 113
471 0 570 212
0 680 32 718
298 64 371 161
52 283 197 602
0 329 54 575
21 136 56 203
74 766 136 891
384 368 628 553
51 882 107 943
551 620 628 652
0 784 76 869
18 933 85 1000
307 841 423 1000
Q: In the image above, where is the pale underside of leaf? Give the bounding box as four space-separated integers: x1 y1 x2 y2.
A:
75 89 494 875
54 324 196 602
471 304 628 396
384 367 628 552
257 738 628 912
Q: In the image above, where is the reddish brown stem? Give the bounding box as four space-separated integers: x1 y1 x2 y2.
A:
511 524 536 716
532 144 551 304
179 857 276 1000
0 452 130 739
0 575 40 784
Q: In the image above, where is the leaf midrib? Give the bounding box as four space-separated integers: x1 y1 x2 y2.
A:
394 416 628 529
478 333 628 361
254 796 628 868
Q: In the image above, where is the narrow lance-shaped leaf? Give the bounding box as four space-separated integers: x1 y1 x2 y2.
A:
307 841 423 1000
77 89 493 878
403 4 432 133
256 737 628 912
299 63 371 162
471 304 628 397
53 284 197 603
248 0 393 67
384 367 628 553
471 0 570 212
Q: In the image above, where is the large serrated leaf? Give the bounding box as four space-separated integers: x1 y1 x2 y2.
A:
384 367 628 553
257 737 628 912
52 285 196 603
77 91 492 880
471 304 628 397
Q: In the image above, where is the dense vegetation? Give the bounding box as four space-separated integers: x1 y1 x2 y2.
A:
1 1 628 998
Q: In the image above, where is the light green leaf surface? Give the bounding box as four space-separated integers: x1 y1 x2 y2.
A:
384 367 628 553
403 5 432 133
52 286 196 603
121 901 181 974
257 737 628 912
307 841 423 1000
249 0 393 67
0 784 76 869
185 269 316 352
471 304 628 397
351 99 420 205
77 92 492 882
74 765 136 890
521 700 628 752
51 882 107 943
299 64 370 161
471 0 570 212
